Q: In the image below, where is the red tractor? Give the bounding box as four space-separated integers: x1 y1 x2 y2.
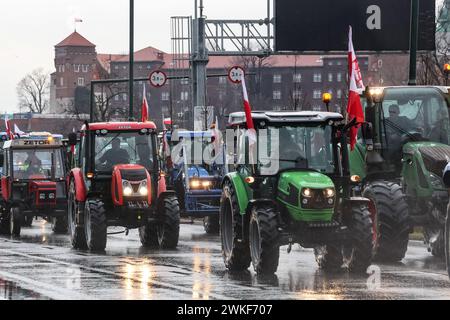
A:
67 121 180 251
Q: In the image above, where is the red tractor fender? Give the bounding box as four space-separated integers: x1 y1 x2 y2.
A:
70 168 87 202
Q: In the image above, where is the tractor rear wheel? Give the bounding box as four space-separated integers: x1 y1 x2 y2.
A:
249 205 280 274
10 207 22 237
363 181 410 262
203 215 219 234
68 181 87 249
220 181 251 271
344 204 374 273
156 195 180 249
52 216 68 234
84 199 107 252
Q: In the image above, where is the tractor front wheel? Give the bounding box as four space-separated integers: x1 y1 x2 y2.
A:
343 204 374 273
445 206 450 279
157 195 180 249
249 205 280 274
203 215 220 234
314 245 344 271
10 207 22 237
220 181 251 271
68 181 87 249
52 216 68 234
84 199 107 252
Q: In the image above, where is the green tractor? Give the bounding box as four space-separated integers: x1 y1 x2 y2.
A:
220 111 374 274
351 86 450 261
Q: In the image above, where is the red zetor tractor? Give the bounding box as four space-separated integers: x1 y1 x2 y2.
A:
0 134 69 236
67 122 180 251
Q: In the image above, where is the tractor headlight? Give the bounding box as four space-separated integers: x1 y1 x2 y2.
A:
201 181 212 188
324 188 335 198
302 188 313 198
190 180 201 189
139 180 148 196
122 180 133 197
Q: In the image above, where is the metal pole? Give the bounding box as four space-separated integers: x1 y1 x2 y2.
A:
408 0 419 86
129 0 135 120
90 82 95 122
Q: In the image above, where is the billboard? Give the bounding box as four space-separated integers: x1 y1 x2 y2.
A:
275 0 436 52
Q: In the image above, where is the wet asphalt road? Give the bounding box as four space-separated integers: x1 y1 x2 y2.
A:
0 219 450 300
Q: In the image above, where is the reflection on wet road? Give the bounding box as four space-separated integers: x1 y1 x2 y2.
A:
0 220 449 300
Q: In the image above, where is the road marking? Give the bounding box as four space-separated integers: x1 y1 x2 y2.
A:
1 247 233 300
0 269 94 300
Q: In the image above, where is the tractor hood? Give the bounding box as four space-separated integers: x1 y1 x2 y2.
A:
277 171 335 222
403 142 450 177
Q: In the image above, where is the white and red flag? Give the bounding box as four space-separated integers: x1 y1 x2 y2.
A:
241 76 256 145
5 115 13 140
346 26 365 150
141 85 149 122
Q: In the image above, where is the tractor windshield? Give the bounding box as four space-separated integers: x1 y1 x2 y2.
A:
379 88 450 159
94 131 154 173
12 149 64 180
259 125 335 175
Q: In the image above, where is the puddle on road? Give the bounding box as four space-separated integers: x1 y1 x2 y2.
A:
0 278 49 300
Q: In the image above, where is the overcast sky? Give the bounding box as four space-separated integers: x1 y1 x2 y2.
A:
0 0 269 113
0 0 444 114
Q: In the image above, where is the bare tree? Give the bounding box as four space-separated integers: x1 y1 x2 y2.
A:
16 68 50 113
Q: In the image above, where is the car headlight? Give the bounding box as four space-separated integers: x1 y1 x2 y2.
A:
122 180 133 197
324 188 335 198
302 188 312 197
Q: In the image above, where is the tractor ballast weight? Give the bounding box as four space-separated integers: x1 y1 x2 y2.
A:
351 86 450 261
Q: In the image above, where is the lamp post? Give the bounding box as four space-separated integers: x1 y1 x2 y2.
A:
129 0 134 121
322 92 332 112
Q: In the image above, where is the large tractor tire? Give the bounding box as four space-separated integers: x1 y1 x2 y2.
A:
68 181 87 249
203 215 220 234
10 207 22 237
139 221 159 248
84 199 107 252
22 216 33 227
344 204 374 273
363 181 410 262
220 180 251 271
445 208 450 279
52 216 68 234
314 245 344 271
0 213 10 235
157 195 180 249
249 205 280 274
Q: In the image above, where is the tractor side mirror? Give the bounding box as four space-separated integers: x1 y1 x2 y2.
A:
68 133 77 146
443 163 450 188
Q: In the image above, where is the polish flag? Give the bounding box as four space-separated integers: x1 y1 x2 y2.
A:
141 86 149 122
14 124 25 138
346 26 365 150
5 115 13 140
241 76 256 146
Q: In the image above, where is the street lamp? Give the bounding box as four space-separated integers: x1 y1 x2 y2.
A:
444 63 450 86
322 92 332 112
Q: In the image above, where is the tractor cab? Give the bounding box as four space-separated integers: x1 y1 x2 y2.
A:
68 121 180 251
0 133 68 236
221 111 374 274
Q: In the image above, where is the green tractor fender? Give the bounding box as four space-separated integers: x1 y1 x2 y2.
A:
222 172 251 216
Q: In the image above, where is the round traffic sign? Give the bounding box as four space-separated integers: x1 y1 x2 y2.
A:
149 70 167 88
228 66 245 84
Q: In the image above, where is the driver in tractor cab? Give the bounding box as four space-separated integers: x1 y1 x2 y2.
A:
387 104 415 134
278 128 306 169
24 152 42 177
98 138 130 169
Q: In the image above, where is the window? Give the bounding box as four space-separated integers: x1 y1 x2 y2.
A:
313 73 322 82
219 77 227 84
12 149 64 179
293 90 302 99
77 77 85 86
123 66 127 70
337 61 342 66
58 65 65 73
123 93 127 101
313 90 322 99
273 74 282 83
162 92 170 101
60 77 64 87
273 106 282 111
337 73 342 82
74 64 80 73
337 89 342 99
181 78 190 85
147 65 152 70
293 73 302 83
114 95 120 101
328 73 333 82
273 90 281 100
162 106 169 114
181 91 189 101
115 65 119 70
328 61 334 66
82 65 89 73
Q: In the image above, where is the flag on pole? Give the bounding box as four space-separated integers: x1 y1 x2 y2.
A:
74 18 83 23
346 26 365 150
141 85 149 122
241 75 256 165
5 115 13 140
14 124 25 138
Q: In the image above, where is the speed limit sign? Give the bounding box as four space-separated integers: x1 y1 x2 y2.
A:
149 70 167 88
228 66 245 84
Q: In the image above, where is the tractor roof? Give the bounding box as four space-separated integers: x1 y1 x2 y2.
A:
84 121 157 131
368 86 450 94
3 136 63 149
228 111 344 127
